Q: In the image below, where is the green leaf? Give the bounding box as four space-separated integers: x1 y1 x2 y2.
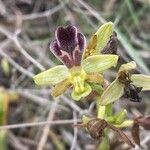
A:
131 74 150 91
119 61 136 73
71 83 92 101
82 55 118 73
95 22 113 53
1 58 10 76
33 65 70 85
0 130 7 150
100 79 125 106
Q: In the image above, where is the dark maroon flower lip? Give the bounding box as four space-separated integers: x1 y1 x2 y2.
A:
50 25 86 68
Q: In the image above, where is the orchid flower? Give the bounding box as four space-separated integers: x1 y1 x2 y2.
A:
99 61 150 105
33 23 118 101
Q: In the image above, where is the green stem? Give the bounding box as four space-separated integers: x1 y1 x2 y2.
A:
105 104 112 116
96 97 106 119
97 105 106 119
98 129 110 150
96 96 113 119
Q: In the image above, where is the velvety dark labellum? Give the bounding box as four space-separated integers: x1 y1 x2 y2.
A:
101 32 118 54
50 25 86 68
123 84 142 102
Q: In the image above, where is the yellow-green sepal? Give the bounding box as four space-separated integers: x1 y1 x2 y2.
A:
99 79 125 106
119 61 136 73
33 65 70 85
95 22 113 53
131 74 150 91
82 54 118 73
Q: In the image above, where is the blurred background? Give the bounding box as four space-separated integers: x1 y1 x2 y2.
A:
0 0 150 149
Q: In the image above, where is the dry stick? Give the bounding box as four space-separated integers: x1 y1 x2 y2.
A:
7 0 69 21
8 131 29 150
0 0 6 15
0 40 34 78
8 88 71 112
18 90 68 112
8 88 52 94
12 65 34 88
18 90 51 106
61 95 85 114
131 132 150 150
0 26 45 71
76 0 106 23
0 119 81 130
70 111 78 150
37 100 59 150
19 137 52 150
19 87 84 113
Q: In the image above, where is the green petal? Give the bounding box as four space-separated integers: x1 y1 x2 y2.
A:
131 74 150 91
119 61 136 73
114 109 127 125
82 54 118 73
100 79 125 106
33 65 70 85
90 83 104 95
95 22 113 53
82 35 97 59
115 120 134 128
71 83 92 101
86 73 104 84
51 79 71 97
